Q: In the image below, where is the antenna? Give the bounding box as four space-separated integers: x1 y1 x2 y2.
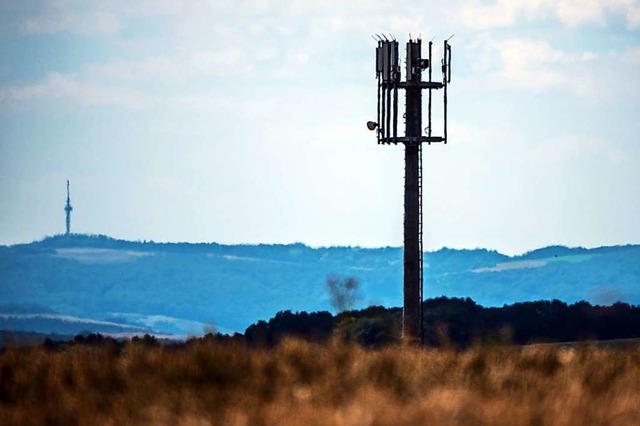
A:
64 180 73 236
367 36 453 344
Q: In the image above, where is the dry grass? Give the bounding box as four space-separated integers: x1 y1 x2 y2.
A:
1 338 639 425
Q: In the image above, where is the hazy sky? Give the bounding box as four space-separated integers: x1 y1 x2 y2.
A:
1 0 639 254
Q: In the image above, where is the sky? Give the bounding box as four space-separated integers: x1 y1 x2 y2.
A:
1 0 639 255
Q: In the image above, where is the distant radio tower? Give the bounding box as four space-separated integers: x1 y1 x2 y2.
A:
64 180 73 235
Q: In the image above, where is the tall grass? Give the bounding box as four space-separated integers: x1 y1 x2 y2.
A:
1 338 639 425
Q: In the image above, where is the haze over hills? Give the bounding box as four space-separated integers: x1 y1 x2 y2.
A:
1 234 639 336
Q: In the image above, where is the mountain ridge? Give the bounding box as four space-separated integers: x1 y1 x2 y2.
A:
11 233 640 255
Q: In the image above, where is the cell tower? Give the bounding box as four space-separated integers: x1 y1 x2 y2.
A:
64 180 73 235
368 36 452 344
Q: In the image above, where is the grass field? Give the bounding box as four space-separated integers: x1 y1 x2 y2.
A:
1 338 639 425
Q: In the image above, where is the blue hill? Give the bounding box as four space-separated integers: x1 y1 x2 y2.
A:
1 234 639 335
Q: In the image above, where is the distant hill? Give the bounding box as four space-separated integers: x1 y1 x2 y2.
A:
1 234 639 335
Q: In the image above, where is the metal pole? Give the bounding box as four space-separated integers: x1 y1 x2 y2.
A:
403 40 422 344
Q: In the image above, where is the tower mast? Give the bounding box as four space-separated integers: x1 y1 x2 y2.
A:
64 180 73 235
403 39 423 344
371 36 452 344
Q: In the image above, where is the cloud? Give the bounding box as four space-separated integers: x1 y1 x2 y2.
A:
84 49 247 81
0 0 184 36
21 9 121 36
458 0 640 29
530 133 628 168
473 37 599 94
0 72 150 108
462 32 640 99
555 0 607 27
0 1 122 36
498 38 569 88
495 38 640 98
457 0 522 29
622 45 640 64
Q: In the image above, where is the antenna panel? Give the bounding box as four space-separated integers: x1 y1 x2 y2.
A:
376 46 383 75
382 42 390 82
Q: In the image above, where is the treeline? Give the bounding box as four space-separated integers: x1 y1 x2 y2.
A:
243 297 640 347
4 297 640 350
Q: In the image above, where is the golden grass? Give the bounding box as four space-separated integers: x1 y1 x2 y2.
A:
1 338 639 425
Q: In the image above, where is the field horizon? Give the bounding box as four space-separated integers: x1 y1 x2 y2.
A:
1 335 639 426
